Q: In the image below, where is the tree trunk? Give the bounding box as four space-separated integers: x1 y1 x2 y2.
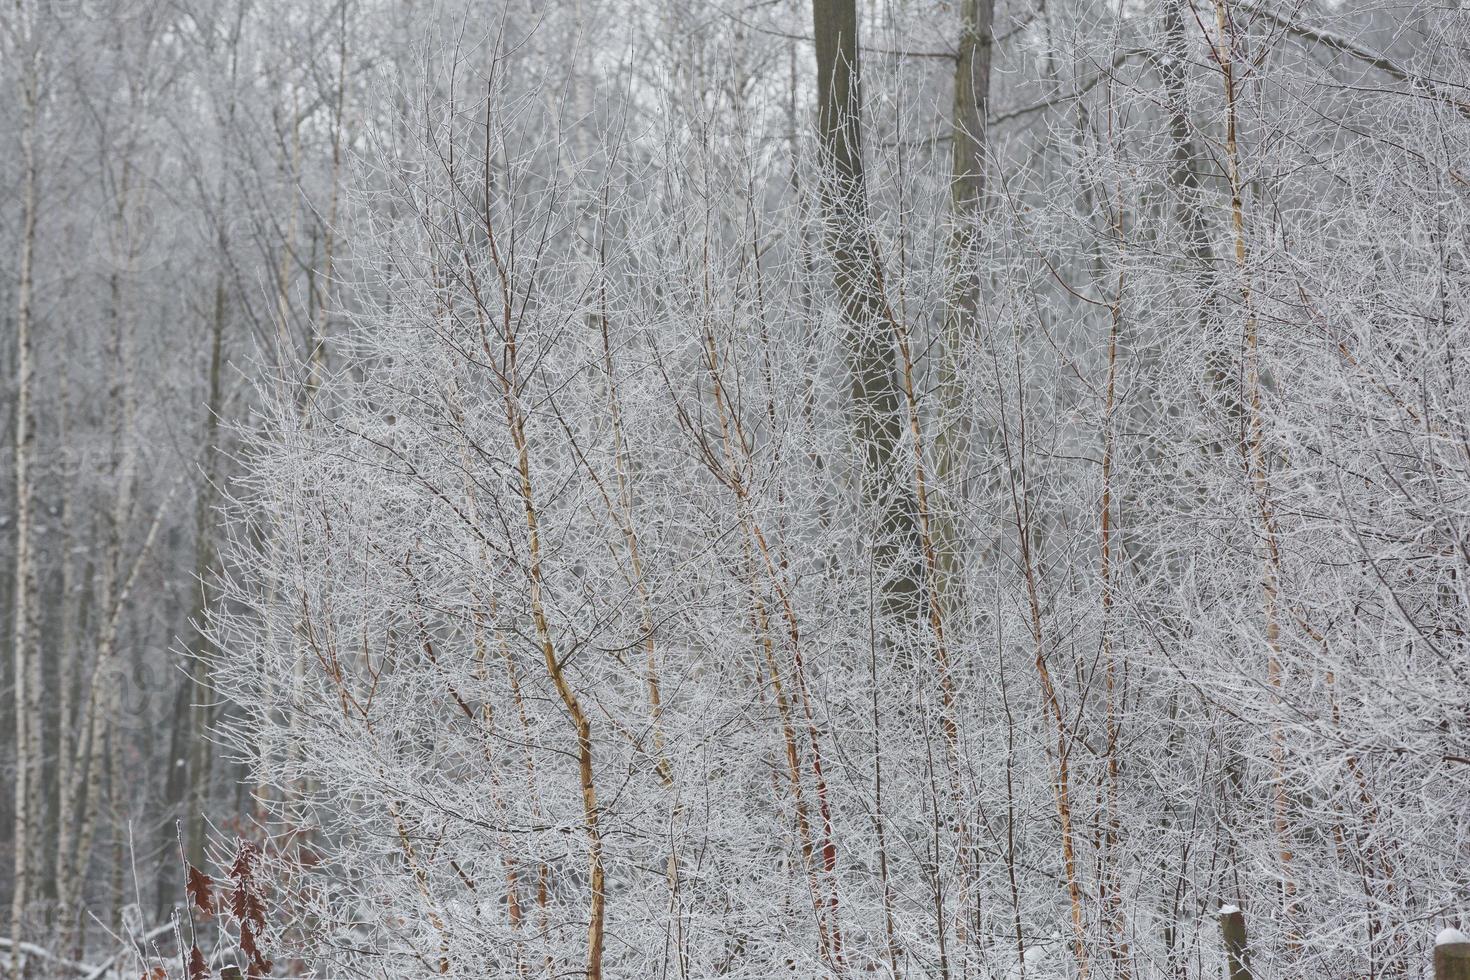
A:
1219 906 1252 980
1437 933 1470 980
811 0 922 619
9 29 42 980
186 265 228 869
934 0 995 600
156 257 229 911
58 159 141 950
1209 0 1295 936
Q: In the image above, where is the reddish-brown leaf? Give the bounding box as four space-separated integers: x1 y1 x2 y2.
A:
238 921 273 977
188 944 210 980
231 879 247 923
229 840 257 882
187 863 216 917
230 881 266 930
246 889 266 930
229 840 267 929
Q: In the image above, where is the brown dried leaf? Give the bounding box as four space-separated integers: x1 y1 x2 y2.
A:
228 840 267 929
230 879 248 923
229 840 257 883
238 921 273 977
188 944 210 980
187 863 216 917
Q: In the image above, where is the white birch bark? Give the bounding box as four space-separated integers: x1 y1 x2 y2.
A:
8 20 41 978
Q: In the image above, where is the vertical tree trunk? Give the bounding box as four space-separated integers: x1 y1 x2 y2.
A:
1218 906 1252 980
185 268 227 869
9 25 41 979
933 4 995 947
158 248 229 912
176 27 239 859
1437 932 1470 980
45 381 80 911
1210 0 1295 935
59 478 172 954
1099 169 1130 980
811 0 922 618
57 152 140 953
307 8 346 406
509 403 606 980
934 0 994 601
1159 0 1239 435
1160 0 1211 267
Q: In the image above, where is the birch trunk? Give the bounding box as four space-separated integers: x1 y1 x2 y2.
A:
1210 0 1295 935
9 27 41 979
57 155 141 954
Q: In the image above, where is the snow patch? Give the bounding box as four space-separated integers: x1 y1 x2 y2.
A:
1005 935 1060 979
1219 904 1240 915
1437 927 1470 947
